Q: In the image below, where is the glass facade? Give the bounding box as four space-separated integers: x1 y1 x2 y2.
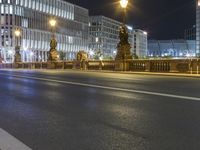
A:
89 16 134 59
148 40 196 57
0 0 89 62
184 25 196 40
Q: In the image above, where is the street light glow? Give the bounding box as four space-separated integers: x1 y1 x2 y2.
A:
120 0 128 9
89 50 94 56
49 19 56 27
8 50 13 55
15 29 21 37
30 52 34 56
99 56 103 61
127 25 133 31
143 31 148 35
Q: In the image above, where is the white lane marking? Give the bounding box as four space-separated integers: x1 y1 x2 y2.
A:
0 73 200 101
0 128 31 150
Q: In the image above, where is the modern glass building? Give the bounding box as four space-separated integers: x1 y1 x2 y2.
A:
148 40 196 58
89 16 134 59
0 0 89 62
184 25 196 40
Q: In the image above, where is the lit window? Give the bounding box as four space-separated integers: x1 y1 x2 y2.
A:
1 5 4 14
22 19 28 28
9 5 13 14
95 37 99 42
69 36 73 44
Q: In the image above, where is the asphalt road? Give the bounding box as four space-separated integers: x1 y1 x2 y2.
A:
0 69 200 150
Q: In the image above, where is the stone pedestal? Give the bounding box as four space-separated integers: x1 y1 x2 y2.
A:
145 61 151 72
0 57 2 64
73 61 81 69
12 63 19 69
115 60 130 71
73 60 88 70
47 62 56 69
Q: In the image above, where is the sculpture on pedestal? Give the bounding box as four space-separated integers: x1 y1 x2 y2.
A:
14 46 21 63
115 25 132 60
48 37 58 61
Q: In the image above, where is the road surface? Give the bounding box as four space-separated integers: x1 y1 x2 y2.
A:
0 69 199 150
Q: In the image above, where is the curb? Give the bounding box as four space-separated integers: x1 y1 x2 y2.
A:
77 70 200 78
1 68 200 79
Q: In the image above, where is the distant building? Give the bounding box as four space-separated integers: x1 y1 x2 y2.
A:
89 15 134 59
133 29 148 58
148 40 196 57
0 0 89 62
184 25 196 40
196 0 200 55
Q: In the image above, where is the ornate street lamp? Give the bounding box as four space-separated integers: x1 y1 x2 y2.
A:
48 19 58 62
115 0 132 71
14 28 22 63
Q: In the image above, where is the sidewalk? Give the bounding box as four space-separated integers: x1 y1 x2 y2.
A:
1 68 200 78
81 70 200 78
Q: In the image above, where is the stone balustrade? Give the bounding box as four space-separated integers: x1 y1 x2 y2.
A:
0 59 200 74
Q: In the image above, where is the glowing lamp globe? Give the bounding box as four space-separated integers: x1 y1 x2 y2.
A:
120 0 128 8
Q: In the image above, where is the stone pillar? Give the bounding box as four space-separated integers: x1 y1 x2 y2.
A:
145 61 151 72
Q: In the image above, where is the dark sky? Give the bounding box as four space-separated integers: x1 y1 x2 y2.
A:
65 0 196 40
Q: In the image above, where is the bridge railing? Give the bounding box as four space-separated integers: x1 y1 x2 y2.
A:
0 59 199 74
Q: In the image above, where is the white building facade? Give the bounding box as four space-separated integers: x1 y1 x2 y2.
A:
0 0 89 62
133 29 148 58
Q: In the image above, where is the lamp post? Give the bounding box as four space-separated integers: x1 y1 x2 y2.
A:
14 28 21 63
115 0 132 71
48 19 58 62
120 0 128 25
120 0 129 60
0 49 2 63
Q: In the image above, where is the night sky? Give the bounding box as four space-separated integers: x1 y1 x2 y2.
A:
66 0 196 40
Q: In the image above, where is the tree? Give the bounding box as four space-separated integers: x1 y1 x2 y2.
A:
58 51 66 61
93 49 103 60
